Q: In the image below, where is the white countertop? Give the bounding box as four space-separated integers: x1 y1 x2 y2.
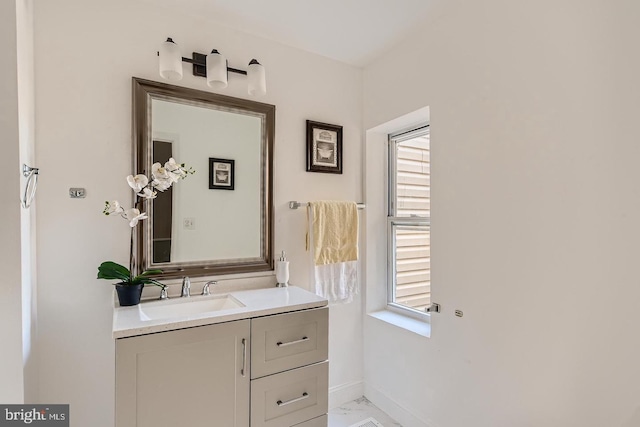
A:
112 286 328 339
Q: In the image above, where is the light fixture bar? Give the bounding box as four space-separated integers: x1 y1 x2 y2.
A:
157 38 265 95
187 52 247 78
157 51 248 77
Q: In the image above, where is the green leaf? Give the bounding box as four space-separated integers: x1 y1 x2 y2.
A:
145 279 166 288
97 263 166 288
127 267 164 287
131 276 165 288
138 269 163 277
97 261 131 282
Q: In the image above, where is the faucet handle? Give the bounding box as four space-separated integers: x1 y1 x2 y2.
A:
181 276 191 297
159 287 169 300
202 280 217 296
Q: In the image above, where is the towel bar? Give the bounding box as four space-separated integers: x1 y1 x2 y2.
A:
289 201 365 210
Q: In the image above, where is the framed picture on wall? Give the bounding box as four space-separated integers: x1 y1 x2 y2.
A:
306 120 343 174
209 158 235 190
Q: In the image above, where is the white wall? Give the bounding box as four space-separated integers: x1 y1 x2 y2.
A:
363 0 640 426
16 0 38 404
34 0 362 425
0 0 37 404
0 0 25 403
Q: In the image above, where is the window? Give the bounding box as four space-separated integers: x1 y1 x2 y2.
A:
388 126 430 318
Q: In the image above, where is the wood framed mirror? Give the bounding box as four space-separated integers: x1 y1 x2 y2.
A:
132 78 274 278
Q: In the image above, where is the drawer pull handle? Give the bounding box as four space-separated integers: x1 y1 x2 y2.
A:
277 392 309 407
241 338 247 377
276 336 309 347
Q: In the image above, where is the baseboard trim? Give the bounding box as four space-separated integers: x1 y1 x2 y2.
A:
364 382 430 427
328 380 364 409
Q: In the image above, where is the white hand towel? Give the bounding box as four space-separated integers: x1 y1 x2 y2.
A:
313 261 358 303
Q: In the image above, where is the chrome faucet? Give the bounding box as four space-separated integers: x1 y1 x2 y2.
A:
202 280 217 296
181 276 191 297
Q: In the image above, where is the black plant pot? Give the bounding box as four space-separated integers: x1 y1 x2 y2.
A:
115 283 144 306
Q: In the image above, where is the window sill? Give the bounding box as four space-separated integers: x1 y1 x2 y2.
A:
368 310 431 338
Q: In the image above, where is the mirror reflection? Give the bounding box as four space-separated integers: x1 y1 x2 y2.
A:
133 78 274 278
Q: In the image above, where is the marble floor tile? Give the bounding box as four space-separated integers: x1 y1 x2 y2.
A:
328 397 402 427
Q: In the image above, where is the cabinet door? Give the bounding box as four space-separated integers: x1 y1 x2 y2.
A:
116 320 250 427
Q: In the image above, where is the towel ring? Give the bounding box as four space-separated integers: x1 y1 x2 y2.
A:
21 164 39 209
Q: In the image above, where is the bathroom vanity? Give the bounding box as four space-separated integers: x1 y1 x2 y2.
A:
113 286 328 427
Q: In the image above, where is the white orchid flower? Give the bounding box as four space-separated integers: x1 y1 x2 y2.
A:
137 188 157 199
152 162 171 180
124 208 148 227
101 160 191 234
103 200 124 215
126 174 149 193
167 172 180 183
165 157 180 170
151 163 173 191
165 158 186 181
151 177 172 192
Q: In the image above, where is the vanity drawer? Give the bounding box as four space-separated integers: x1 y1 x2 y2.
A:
251 307 328 379
250 361 328 427
292 415 327 427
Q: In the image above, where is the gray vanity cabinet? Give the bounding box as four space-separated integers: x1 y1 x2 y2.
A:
115 319 250 427
115 305 329 427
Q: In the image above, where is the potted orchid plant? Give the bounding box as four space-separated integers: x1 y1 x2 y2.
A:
98 158 193 306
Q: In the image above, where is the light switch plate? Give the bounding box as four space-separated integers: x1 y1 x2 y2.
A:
69 188 86 198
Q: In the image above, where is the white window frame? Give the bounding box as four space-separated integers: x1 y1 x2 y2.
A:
387 125 430 321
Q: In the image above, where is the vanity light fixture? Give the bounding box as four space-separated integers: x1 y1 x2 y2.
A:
158 37 266 96
247 59 267 96
206 49 227 89
158 38 183 80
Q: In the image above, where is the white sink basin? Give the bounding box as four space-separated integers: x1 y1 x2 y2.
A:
138 295 245 321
